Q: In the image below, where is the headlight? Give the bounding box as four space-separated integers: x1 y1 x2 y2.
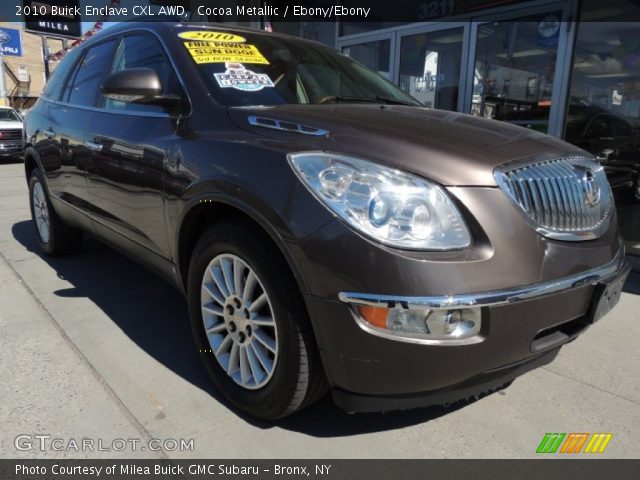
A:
287 152 471 250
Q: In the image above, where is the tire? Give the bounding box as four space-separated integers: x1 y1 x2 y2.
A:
633 176 640 204
28 168 83 256
187 219 327 420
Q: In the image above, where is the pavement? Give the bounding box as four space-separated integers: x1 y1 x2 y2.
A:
0 160 639 459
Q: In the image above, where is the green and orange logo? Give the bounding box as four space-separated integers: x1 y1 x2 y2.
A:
536 433 613 454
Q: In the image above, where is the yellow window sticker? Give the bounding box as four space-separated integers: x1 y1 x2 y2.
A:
183 41 269 65
178 31 246 43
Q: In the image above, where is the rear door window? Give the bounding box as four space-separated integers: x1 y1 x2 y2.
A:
42 47 82 101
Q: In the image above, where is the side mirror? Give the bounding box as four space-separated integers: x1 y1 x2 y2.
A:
101 67 181 110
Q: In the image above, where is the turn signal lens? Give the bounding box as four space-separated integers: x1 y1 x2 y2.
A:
357 305 389 328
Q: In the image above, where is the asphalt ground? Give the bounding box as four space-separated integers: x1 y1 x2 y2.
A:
1 160 638 459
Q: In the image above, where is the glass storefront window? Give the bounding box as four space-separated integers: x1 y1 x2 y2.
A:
342 39 391 79
565 20 640 256
399 28 463 110
472 13 562 133
270 21 336 47
341 22 408 36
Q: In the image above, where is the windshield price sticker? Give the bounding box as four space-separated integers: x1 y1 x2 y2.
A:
214 63 274 92
178 31 246 43
184 41 269 65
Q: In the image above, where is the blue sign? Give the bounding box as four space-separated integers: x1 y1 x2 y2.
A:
536 14 561 48
0 27 23 57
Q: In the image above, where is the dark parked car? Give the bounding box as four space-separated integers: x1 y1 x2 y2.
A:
24 23 630 420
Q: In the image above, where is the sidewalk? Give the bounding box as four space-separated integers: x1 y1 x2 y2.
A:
0 252 163 459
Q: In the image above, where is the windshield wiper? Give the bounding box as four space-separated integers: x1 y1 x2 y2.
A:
315 95 418 106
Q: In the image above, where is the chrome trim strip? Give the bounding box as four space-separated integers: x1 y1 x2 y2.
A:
248 115 329 136
339 248 626 310
41 97 173 118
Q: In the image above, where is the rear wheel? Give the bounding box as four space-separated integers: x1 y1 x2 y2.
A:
187 219 327 419
28 168 83 256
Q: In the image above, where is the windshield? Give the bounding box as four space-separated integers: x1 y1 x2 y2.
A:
177 28 421 107
0 109 21 122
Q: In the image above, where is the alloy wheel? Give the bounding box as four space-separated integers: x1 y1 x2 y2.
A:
32 180 50 244
200 253 278 390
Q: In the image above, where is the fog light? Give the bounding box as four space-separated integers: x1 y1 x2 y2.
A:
355 304 481 343
425 308 481 339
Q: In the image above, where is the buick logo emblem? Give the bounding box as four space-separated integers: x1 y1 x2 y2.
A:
574 165 601 207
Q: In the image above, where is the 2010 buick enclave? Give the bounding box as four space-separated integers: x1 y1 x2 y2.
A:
23 22 629 420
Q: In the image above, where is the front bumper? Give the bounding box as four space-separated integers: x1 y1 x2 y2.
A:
333 347 559 413
0 140 24 157
305 249 630 412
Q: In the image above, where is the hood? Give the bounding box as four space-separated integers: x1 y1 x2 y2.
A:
0 121 23 130
227 105 587 186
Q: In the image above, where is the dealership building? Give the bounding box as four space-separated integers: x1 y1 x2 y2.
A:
0 22 63 109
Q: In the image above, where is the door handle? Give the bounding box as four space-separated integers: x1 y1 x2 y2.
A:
85 140 103 152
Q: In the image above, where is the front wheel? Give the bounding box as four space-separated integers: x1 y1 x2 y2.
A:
187 220 327 420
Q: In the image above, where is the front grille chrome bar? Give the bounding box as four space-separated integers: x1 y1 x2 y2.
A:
495 155 613 241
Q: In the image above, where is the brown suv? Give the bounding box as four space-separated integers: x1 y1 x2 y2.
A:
23 22 629 419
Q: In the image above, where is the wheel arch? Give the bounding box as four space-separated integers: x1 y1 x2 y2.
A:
24 146 41 181
176 194 310 298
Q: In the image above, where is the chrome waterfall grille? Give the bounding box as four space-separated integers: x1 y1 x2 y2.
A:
495 156 613 241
